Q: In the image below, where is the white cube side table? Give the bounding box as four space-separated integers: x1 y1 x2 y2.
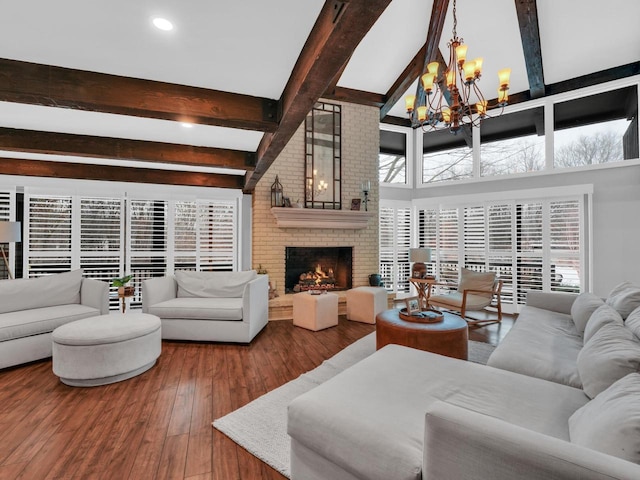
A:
293 292 339 331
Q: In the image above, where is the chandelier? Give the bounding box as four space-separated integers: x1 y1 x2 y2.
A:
405 0 511 133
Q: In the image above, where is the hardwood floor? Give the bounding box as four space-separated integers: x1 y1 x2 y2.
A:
0 315 513 479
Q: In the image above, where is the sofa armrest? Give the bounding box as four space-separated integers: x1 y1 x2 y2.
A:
242 274 269 340
80 278 110 315
525 290 577 315
142 276 177 312
424 401 640 480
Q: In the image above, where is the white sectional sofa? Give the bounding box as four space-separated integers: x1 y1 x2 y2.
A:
287 283 640 480
142 270 268 343
0 269 109 369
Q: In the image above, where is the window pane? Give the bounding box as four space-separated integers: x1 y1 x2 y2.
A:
481 134 545 176
554 86 639 167
379 130 407 184
422 145 472 183
554 119 631 167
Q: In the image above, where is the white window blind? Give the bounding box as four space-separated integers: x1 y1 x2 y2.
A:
80 197 123 309
379 204 411 292
417 195 584 310
25 195 73 277
197 200 237 271
128 199 168 308
0 191 14 278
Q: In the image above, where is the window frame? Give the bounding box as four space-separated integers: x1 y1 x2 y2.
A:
379 123 414 189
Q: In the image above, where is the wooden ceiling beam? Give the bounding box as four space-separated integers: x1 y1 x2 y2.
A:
380 41 427 119
515 0 545 98
0 158 243 189
0 58 279 132
323 87 385 108
410 0 450 124
244 0 392 192
546 62 640 96
0 127 255 170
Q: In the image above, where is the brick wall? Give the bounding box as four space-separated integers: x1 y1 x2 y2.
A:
253 100 380 297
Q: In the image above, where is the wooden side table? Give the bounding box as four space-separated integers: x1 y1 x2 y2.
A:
409 277 436 310
376 309 468 360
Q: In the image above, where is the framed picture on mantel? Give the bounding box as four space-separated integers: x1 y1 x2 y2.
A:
350 198 361 211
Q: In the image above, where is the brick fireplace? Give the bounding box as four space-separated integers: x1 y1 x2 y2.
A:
252 100 380 319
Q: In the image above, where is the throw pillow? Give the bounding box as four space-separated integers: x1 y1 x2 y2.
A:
175 270 258 298
626 306 640 340
583 303 623 344
606 281 640 319
577 322 640 399
569 373 640 464
457 268 495 299
570 292 605 337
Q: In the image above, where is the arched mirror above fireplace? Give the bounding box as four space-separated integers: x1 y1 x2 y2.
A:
305 102 341 209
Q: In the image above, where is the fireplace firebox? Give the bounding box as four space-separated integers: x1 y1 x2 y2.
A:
285 247 353 293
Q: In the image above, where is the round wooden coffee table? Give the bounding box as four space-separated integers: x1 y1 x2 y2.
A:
376 309 468 360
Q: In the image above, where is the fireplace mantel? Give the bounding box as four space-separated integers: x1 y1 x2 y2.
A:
270 207 374 229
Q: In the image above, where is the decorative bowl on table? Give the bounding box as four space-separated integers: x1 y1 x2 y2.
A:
399 308 444 323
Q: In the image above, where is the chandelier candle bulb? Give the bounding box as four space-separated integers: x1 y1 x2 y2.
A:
498 68 511 89
455 44 468 65
476 101 487 116
421 73 435 92
445 69 456 87
405 95 416 113
427 61 439 76
417 106 428 122
463 62 475 82
473 57 483 76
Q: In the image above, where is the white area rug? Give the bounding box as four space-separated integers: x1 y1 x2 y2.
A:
213 333 496 478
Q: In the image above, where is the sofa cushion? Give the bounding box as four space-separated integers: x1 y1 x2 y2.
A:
428 291 493 310
288 345 588 480
487 305 583 388
577 322 640 398
175 270 257 298
458 268 495 299
569 373 640 464
570 292 605 336
626 306 640 340
148 297 243 321
0 269 83 314
0 304 100 342
583 303 623 343
606 281 640 319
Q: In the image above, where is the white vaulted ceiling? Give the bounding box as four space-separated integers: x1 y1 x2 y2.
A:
0 0 637 183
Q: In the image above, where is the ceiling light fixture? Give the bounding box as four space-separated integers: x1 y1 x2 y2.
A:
405 0 510 134
152 17 174 31
181 122 194 128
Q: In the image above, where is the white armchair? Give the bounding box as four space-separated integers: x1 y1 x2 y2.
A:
142 270 268 343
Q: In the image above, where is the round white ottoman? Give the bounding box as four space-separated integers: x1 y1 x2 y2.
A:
52 313 161 387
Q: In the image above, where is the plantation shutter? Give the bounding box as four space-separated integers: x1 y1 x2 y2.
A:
488 203 514 305
463 205 485 271
128 199 167 307
25 194 73 277
438 208 459 284
197 200 236 271
173 201 197 271
516 202 543 303
79 197 123 308
379 204 411 292
0 191 14 278
549 199 581 292
418 208 437 277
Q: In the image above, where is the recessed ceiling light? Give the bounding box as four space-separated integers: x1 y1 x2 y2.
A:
152 17 173 31
181 122 194 128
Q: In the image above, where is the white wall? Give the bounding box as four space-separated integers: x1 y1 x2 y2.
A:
381 162 640 297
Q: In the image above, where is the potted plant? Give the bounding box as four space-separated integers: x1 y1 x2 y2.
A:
113 274 134 296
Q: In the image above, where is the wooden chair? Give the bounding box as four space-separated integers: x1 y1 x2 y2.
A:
427 269 503 327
